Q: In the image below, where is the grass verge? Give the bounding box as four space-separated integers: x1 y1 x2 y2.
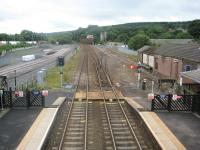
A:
44 50 80 89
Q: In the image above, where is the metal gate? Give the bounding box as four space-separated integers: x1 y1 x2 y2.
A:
0 88 45 109
151 94 199 112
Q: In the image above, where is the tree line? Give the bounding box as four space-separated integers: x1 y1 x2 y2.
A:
1 20 200 50
0 30 47 42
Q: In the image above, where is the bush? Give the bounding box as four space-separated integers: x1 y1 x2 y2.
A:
0 42 30 54
128 33 151 50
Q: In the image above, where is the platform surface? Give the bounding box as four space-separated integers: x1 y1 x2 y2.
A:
17 97 65 150
125 97 186 150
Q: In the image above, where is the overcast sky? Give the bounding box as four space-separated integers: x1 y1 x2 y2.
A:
0 0 199 34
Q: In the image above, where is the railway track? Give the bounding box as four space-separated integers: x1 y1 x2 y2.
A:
0 48 70 77
58 47 89 150
44 45 159 150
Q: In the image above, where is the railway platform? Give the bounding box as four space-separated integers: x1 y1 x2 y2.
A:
126 97 186 150
17 97 65 150
122 86 200 150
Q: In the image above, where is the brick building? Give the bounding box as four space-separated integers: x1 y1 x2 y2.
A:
137 46 155 71
154 44 200 80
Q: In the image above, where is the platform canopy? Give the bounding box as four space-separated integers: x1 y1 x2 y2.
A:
180 69 200 83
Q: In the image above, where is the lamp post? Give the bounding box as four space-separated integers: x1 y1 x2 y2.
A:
0 90 3 110
152 80 154 93
137 61 141 88
14 70 17 90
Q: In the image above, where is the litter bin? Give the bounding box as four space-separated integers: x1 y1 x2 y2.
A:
142 79 147 90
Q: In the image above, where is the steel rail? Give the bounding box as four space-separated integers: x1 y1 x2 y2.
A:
58 54 86 150
91 45 143 150
84 49 89 150
89 46 116 149
95 61 117 150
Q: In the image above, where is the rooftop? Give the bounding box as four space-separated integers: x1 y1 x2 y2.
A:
154 43 200 62
180 69 200 83
137 45 155 55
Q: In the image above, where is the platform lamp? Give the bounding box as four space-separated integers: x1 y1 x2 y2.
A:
137 61 142 88
179 75 183 86
14 70 17 90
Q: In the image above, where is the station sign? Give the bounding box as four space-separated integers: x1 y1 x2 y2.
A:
42 90 48 97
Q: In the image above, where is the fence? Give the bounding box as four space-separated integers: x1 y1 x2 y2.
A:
0 88 45 109
151 94 200 112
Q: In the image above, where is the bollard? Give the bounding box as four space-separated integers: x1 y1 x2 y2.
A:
142 79 147 90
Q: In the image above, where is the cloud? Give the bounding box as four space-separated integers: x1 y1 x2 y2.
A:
0 0 199 33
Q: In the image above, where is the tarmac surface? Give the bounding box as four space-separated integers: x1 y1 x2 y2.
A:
157 112 200 150
0 108 41 150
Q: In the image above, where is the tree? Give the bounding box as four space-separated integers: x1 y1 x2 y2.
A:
116 33 129 44
0 34 9 41
188 20 200 39
176 32 192 39
128 34 151 50
20 30 33 41
161 32 175 39
48 33 72 44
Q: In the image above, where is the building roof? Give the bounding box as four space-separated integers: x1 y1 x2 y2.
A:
150 39 193 45
180 69 200 83
137 45 151 53
155 43 200 62
137 45 155 55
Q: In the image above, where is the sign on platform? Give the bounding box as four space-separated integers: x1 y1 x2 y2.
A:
18 91 23 97
15 91 19 97
32 90 40 95
15 91 23 97
172 95 182 100
42 90 48 97
172 94 177 100
148 93 154 100
160 94 166 99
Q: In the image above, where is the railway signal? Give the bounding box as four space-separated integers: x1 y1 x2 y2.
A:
129 65 138 70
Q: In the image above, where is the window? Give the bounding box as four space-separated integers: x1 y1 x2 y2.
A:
184 65 191 71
